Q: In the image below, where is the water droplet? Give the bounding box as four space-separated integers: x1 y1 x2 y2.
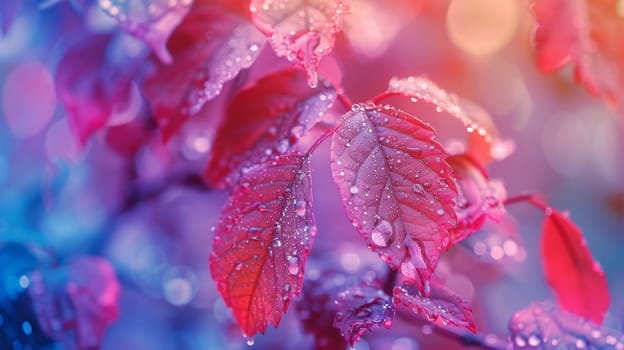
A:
413 183 425 194
436 208 445 215
295 200 307 216
349 185 359 194
371 220 393 247
246 337 255 346
575 339 586 349
287 256 300 275
527 334 541 347
514 335 527 347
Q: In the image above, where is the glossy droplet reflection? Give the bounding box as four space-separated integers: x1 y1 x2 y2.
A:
371 220 393 247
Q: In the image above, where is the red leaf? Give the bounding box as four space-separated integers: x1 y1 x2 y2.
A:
250 0 351 87
533 0 624 110
55 34 135 145
210 154 316 338
509 301 622 350
29 257 120 350
99 0 193 63
333 281 395 347
541 209 610 324
447 154 507 244
393 279 476 333
143 1 266 140
330 103 458 292
205 68 336 188
384 76 514 164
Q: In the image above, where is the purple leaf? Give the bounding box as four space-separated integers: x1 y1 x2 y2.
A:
250 0 351 87
143 1 266 140
509 301 623 350
205 68 336 188
330 103 458 292
210 153 316 338
99 0 193 64
29 257 120 350
333 281 395 347
393 279 476 332
296 267 392 350
0 1 20 35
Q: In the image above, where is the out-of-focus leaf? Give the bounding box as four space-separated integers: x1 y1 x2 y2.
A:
330 103 458 292
55 34 136 145
205 68 335 188
99 0 193 63
143 0 266 140
533 0 624 113
210 154 316 338
29 257 120 350
541 208 610 324
250 0 351 87
509 301 623 349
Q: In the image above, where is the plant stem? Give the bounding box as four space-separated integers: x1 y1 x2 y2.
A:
372 91 402 105
337 92 353 111
504 194 549 212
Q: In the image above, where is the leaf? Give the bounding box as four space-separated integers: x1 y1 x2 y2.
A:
541 208 610 324
0 1 20 35
393 279 476 332
142 1 266 140
210 153 316 338
55 34 135 145
205 68 336 188
385 76 514 164
29 257 120 350
330 103 458 292
250 0 351 87
509 301 624 350
533 0 624 111
296 265 392 350
99 0 193 63
333 281 394 347
447 154 507 244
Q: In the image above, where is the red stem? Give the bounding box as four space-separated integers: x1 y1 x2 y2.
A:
504 194 549 212
337 92 353 111
372 91 402 105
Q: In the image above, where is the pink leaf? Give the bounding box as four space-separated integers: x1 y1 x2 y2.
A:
250 0 351 87
393 279 476 332
333 281 395 347
205 68 336 188
143 1 266 140
55 34 134 145
330 103 458 292
447 154 507 244
29 257 120 350
99 0 193 63
533 0 624 110
541 208 610 324
210 153 316 338
509 301 623 350
384 76 514 164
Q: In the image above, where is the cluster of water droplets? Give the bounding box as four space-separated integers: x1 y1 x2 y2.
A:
387 76 495 143
333 282 395 346
393 282 473 330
